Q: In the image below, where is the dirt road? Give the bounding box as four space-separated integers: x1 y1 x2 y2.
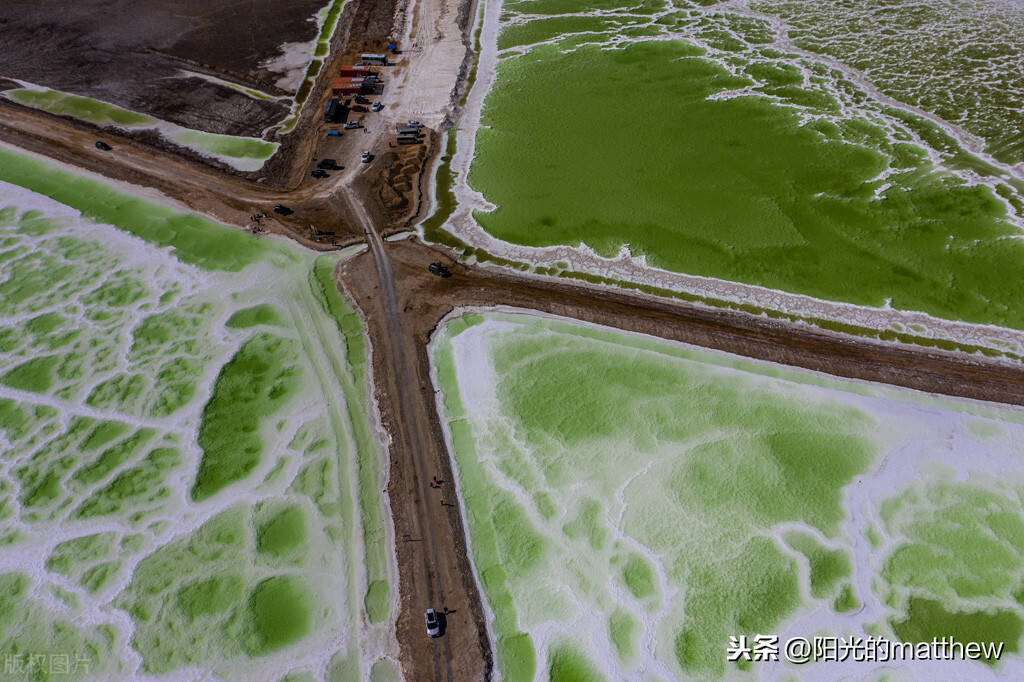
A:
337 187 489 681
5 0 1024 679
345 238 1024 409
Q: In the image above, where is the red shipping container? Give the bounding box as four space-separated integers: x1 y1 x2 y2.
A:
331 78 363 96
338 65 371 77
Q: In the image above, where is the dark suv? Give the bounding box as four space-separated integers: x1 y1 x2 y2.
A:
428 262 452 278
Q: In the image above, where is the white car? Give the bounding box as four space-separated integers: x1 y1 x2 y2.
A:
425 608 441 637
406 120 423 128
361 151 372 163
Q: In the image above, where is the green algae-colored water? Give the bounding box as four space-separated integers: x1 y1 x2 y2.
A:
173 130 279 161
758 0 1024 167
463 0 1024 332
0 146 272 271
433 311 1024 679
0 154 396 677
470 40 1024 329
7 89 154 127
191 332 304 501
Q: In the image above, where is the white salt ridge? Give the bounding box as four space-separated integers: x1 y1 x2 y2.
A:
0 182 401 680
261 0 338 92
174 70 285 103
263 40 322 92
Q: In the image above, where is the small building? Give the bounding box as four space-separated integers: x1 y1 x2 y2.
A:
398 126 422 137
361 53 388 66
338 65 372 78
323 98 349 123
331 78 363 97
397 136 421 145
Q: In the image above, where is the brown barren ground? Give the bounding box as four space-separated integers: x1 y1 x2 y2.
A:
0 0 330 134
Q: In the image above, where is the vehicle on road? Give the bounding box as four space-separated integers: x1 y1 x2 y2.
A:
429 262 452 278
361 151 373 163
311 169 329 178
425 608 441 638
344 121 362 130
406 120 424 128
95 141 112 151
272 204 293 215
371 101 384 112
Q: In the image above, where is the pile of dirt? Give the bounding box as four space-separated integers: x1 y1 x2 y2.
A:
376 143 429 222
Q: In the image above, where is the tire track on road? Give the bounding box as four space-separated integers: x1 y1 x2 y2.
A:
347 188 457 682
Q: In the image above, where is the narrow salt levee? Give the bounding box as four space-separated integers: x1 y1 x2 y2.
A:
431 308 1024 680
0 151 399 679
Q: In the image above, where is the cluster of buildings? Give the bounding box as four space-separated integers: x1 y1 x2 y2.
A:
324 55 389 123
331 65 384 97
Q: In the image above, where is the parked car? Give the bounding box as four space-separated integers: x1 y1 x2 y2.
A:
95 141 112 151
371 101 384 112
406 120 424 128
351 105 369 113
317 158 339 170
311 169 329 178
428 262 452 278
361 151 373 163
355 96 371 105
343 121 361 130
273 204 293 215
425 609 441 638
